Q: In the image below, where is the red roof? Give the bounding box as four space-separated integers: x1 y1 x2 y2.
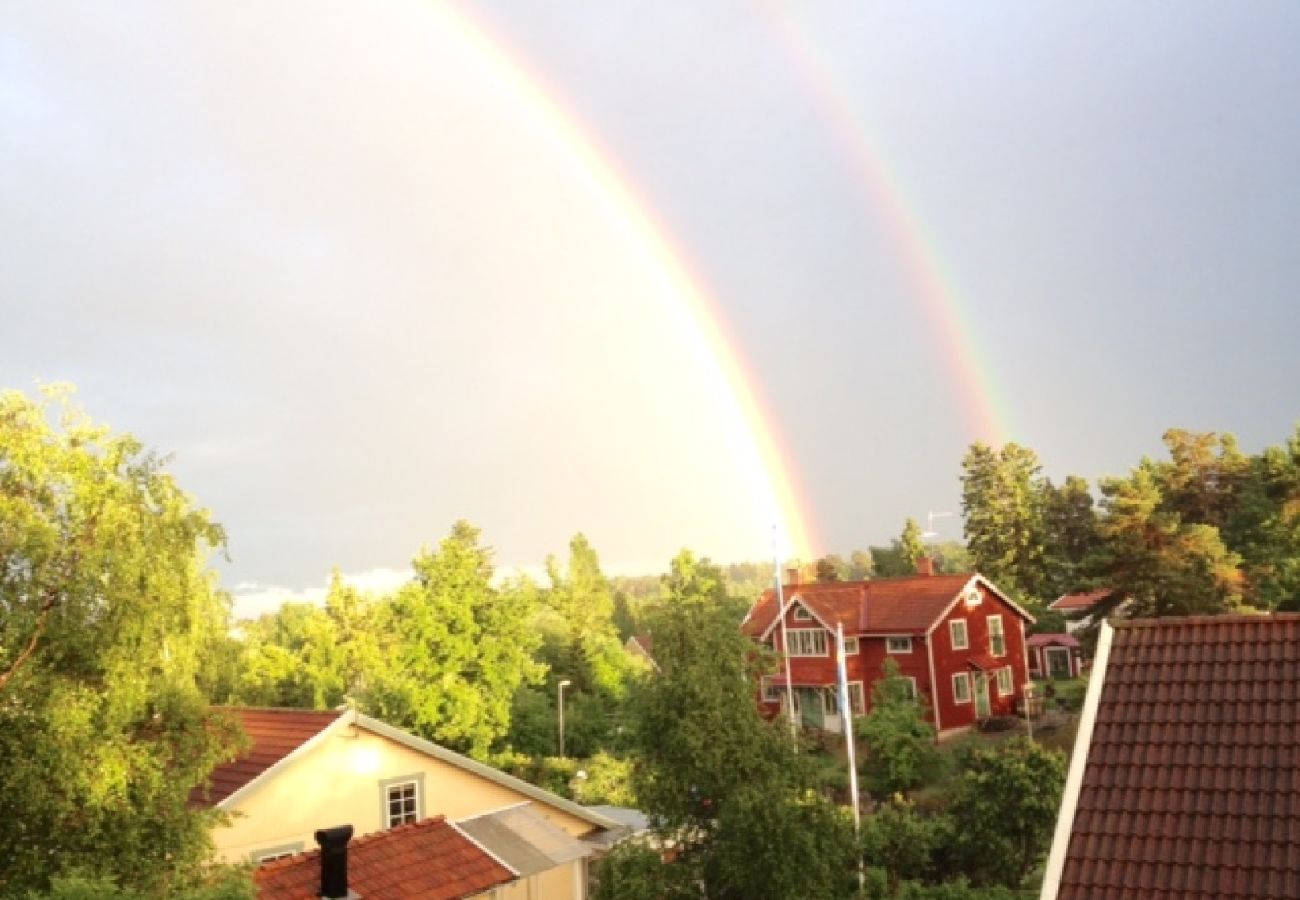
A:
742 574 1023 638
1027 633 1080 648
194 708 344 807
1050 589 1113 612
254 817 515 900
1051 614 1300 899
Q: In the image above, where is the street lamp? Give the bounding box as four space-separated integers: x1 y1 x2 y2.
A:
557 679 572 758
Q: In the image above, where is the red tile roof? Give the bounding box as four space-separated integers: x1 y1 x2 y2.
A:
193 708 344 807
742 574 1014 638
1027 633 1080 648
254 817 515 900
1051 614 1300 900
1050 588 1113 612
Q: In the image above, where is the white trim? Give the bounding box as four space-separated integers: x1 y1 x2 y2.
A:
924 575 1036 637
901 676 919 701
987 614 1006 657
1040 622 1115 900
995 666 1013 697
842 636 860 655
847 681 866 716
355 715 620 832
215 709 355 810
949 618 969 650
785 628 830 657
757 595 836 641
761 676 782 702
952 672 971 704
793 603 813 621
885 636 913 654
926 636 942 730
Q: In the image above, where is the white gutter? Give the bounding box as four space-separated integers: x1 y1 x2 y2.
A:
1040 620 1115 900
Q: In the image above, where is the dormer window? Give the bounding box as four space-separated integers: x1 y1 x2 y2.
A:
793 604 812 621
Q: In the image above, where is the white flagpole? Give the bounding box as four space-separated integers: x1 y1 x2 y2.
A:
836 624 862 830
836 622 863 891
773 525 798 744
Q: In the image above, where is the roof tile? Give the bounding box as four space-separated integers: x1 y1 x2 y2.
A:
1055 614 1300 900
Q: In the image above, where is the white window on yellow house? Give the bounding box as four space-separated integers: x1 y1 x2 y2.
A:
786 628 829 656
952 672 972 704
988 615 1006 657
381 774 423 828
251 842 303 865
996 666 1014 697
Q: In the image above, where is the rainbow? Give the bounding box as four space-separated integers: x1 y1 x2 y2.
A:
428 2 820 563
757 4 1010 446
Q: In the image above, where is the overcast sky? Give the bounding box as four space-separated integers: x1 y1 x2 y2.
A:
3 2 1298 616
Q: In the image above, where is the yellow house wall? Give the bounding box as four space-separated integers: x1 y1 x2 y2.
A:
213 724 593 875
492 862 583 900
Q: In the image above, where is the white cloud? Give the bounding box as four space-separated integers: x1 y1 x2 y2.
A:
230 565 412 620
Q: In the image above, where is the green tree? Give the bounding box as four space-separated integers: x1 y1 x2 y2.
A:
860 801 955 892
0 387 245 895
610 550 856 899
234 601 345 709
857 659 941 797
948 739 1065 888
899 518 927 570
366 522 543 758
815 555 845 582
1097 468 1245 617
960 442 1048 600
1039 475 1101 596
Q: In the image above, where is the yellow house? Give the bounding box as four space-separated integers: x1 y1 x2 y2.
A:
198 708 623 900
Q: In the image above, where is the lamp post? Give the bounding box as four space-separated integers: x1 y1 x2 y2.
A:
557 679 572 758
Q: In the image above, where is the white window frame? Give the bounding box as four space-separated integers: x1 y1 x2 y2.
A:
900 676 919 701
952 672 971 704
996 666 1013 697
847 681 866 715
822 688 838 715
251 842 304 865
988 615 1006 657
793 604 812 621
886 636 913 654
381 774 423 828
842 636 860 656
761 676 781 702
949 619 969 650
786 628 829 657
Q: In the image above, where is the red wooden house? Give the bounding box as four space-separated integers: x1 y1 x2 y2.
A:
740 569 1034 737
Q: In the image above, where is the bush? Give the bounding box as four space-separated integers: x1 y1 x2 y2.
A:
857 660 942 797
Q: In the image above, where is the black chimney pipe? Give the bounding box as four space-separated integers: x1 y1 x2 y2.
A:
315 824 354 900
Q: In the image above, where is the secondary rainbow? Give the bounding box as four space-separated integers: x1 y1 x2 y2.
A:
429 2 819 562
758 3 1011 446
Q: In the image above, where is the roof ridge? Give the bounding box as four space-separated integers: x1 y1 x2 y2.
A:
1112 612 1300 628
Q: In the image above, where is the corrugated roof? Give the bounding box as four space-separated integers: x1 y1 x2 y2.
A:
1049 614 1300 900
253 817 515 900
193 708 344 807
456 804 591 877
742 574 991 638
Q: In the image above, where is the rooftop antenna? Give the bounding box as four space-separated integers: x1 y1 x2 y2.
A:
923 510 954 540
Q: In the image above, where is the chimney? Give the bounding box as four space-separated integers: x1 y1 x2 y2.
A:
786 567 799 587
315 825 354 900
915 556 935 577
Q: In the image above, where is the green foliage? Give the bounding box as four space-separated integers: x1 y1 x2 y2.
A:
899 518 927 569
630 551 802 832
947 738 1065 888
703 788 857 900
1097 467 1245 617
0 388 246 895
858 660 941 797
960 442 1050 601
860 801 955 890
365 521 544 758
234 601 346 708
570 751 637 807
592 842 696 900
28 869 254 900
